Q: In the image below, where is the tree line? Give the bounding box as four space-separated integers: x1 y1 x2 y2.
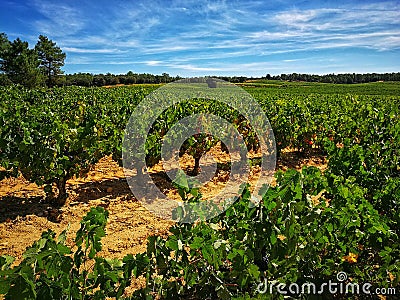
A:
0 33 182 87
61 72 180 87
63 71 400 87
262 72 400 84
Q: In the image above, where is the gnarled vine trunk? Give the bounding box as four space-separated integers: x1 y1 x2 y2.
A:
56 177 67 206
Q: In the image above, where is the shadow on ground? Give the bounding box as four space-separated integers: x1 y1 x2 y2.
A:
0 149 326 223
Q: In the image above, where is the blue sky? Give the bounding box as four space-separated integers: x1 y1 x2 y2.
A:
1 0 399 76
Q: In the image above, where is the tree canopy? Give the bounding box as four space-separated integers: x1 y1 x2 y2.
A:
35 35 66 87
0 33 65 87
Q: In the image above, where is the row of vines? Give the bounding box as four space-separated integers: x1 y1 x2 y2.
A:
0 83 399 298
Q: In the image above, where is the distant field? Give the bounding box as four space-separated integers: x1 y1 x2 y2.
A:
239 79 400 95
100 79 400 96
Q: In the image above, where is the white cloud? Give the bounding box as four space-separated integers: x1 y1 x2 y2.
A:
145 60 162 66
169 64 221 72
32 0 85 37
24 0 400 75
63 47 125 54
274 9 325 25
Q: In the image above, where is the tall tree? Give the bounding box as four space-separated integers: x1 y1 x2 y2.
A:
0 33 11 84
35 35 66 87
1 38 43 87
0 33 12 85
0 33 11 65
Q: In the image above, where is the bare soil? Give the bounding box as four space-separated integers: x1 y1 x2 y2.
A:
0 146 326 264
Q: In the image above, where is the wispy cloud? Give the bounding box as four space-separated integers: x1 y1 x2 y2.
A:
32 0 85 37
3 0 398 75
63 47 126 54
36 0 400 57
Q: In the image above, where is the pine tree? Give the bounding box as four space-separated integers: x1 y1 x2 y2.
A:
1 37 44 88
35 35 66 87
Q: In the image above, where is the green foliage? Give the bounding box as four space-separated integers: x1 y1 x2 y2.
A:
253 72 400 85
0 82 399 299
35 35 66 87
0 33 65 88
0 85 151 204
0 207 142 300
0 165 398 299
131 165 398 299
1 83 399 204
0 206 153 300
0 37 44 88
0 32 11 65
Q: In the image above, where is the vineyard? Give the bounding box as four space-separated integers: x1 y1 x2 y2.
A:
0 81 399 299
